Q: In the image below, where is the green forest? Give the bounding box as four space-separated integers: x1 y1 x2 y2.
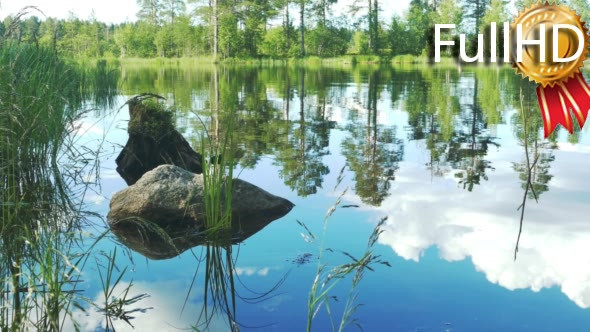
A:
1 0 590 60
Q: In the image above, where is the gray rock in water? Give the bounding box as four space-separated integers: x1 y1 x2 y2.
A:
107 165 294 259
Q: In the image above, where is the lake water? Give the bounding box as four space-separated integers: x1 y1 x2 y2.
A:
76 64 590 331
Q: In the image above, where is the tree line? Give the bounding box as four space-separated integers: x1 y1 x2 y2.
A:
1 0 589 59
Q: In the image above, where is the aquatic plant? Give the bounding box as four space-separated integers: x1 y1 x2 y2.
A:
201 165 234 234
191 245 238 331
303 167 391 332
190 83 240 330
94 248 151 330
198 111 236 234
0 41 121 330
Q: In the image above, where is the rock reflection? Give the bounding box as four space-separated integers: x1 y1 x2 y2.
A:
108 165 294 259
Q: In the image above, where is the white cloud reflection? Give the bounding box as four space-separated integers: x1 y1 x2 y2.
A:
235 266 277 277
362 145 590 308
69 280 226 332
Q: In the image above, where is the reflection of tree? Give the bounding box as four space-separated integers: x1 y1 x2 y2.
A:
399 68 498 190
274 68 333 197
411 69 461 178
475 68 509 126
512 87 555 260
342 70 404 206
232 69 287 168
511 86 555 201
449 77 499 191
403 69 459 142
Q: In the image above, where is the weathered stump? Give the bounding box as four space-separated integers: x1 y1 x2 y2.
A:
115 95 203 185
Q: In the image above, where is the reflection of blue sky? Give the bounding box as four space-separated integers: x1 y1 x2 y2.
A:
74 72 590 331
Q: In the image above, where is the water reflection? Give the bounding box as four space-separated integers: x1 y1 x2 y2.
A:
275 68 332 197
119 65 537 201
114 63 590 315
342 69 404 205
71 280 228 331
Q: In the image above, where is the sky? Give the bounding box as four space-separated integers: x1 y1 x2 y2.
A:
0 0 408 24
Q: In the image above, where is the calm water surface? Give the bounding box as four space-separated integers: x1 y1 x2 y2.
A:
76 64 590 331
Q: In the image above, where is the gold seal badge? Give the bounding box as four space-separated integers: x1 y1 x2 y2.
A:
511 2 590 87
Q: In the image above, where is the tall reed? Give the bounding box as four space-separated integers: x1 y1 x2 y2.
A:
191 100 239 330
303 169 390 332
195 96 236 235
0 42 119 330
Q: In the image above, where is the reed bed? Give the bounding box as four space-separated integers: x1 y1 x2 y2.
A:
0 42 123 330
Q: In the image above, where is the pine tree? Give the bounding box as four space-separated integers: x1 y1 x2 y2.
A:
136 0 163 26
463 0 491 31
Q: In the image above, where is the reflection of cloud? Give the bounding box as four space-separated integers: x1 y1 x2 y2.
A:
235 266 275 277
260 294 292 313
72 118 104 136
86 193 106 205
102 169 124 180
359 148 590 308
69 280 226 332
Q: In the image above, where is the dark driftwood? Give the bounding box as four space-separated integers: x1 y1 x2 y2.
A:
115 95 203 185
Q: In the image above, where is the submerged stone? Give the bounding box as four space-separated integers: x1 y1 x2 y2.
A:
107 165 294 259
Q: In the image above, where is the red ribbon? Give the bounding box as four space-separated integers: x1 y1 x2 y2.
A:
536 73 590 138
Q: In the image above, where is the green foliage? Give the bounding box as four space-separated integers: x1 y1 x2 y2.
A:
218 11 242 58
261 27 286 58
405 0 434 55
388 16 407 56
480 0 508 31
242 0 278 57
350 31 369 55
115 22 157 57
154 24 175 56
479 0 508 58
463 0 491 31
306 25 350 57
137 0 164 26
0 0 527 60
437 0 463 27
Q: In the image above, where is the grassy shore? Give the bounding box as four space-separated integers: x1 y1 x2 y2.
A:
0 42 132 330
115 54 456 66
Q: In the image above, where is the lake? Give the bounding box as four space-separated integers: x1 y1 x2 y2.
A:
75 63 590 331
